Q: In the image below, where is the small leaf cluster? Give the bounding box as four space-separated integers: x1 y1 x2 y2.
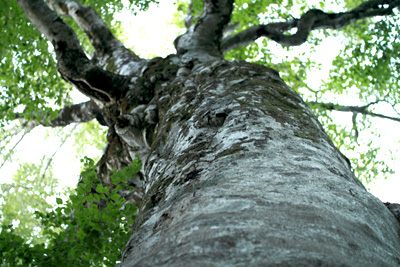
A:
0 157 141 266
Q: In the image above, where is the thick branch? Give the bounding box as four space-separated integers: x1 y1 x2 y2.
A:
309 101 400 123
184 0 195 28
16 0 128 103
15 101 107 127
47 0 144 74
222 0 400 53
175 0 234 60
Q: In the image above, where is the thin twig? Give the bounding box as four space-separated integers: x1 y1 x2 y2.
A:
0 126 34 170
308 101 400 122
41 124 79 181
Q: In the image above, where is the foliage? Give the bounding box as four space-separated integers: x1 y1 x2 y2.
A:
0 157 141 266
328 13 400 104
317 11 400 182
0 162 64 245
72 120 108 159
0 0 71 125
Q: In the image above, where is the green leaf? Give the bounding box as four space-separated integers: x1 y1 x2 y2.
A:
95 184 105 194
110 193 121 201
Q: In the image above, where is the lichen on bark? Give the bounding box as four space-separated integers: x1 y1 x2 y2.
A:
120 59 400 266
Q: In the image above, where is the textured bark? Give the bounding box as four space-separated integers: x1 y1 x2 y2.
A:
385 203 400 222
120 59 400 266
16 0 400 265
174 0 233 61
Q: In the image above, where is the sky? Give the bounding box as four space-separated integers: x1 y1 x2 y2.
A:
1 0 399 203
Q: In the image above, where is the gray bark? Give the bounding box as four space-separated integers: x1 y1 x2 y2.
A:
120 59 400 266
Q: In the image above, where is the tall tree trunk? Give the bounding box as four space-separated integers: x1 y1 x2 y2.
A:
15 0 400 265
120 59 400 266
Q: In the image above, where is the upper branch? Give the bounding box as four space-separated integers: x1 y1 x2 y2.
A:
309 101 400 123
17 0 128 103
15 101 107 127
175 0 234 60
222 0 400 53
47 0 143 74
184 0 195 28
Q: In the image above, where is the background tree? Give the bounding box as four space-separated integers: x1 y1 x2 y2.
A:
1 0 400 265
0 162 65 244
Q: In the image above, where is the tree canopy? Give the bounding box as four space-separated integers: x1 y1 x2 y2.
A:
1 0 400 265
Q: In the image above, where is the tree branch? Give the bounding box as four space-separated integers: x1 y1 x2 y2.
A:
175 0 234 60
15 101 107 127
184 0 195 29
16 0 129 103
222 0 400 53
47 0 144 75
308 101 400 123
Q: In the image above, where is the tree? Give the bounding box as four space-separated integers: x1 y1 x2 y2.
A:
0 162 63 244
2 0 400 265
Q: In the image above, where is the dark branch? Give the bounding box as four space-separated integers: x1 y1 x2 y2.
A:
222 0 400 53
184 0 195 28
175 0 234 60
351 112 359 142
16 0 128 103
15 101 107 127
47 0 144 75
308 101 400 123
